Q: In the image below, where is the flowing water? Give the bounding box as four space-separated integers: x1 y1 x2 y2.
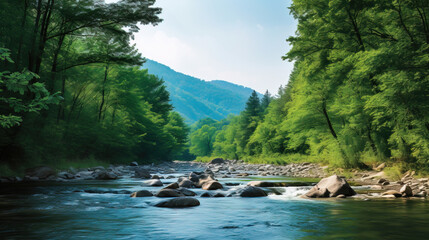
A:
1 171 429 239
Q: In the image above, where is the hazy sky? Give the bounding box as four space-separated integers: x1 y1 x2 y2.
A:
111 0 297 94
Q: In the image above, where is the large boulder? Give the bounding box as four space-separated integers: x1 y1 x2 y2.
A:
305 175 356 198
189 171 216 188
400 185 413 197
210 158 225 165
155 197 200 208
25 166 56 180
239 186 267 197
143 179 163 187
202 180 223 190
130 190 153 197
189 172 212 181
94 171 118 180
196 176 215 188
130 161 139 166
134 168 151 179
178 179 194 188
155 189 184 197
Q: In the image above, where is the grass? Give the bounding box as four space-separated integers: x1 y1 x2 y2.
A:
324 167 355 179
384 165 403 181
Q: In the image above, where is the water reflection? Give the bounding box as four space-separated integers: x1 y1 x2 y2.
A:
1 178 429 239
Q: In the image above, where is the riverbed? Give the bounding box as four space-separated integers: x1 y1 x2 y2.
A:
1 165 429 239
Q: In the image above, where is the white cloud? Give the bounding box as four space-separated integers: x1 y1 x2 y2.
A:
133 27 197 70
125 0 296 94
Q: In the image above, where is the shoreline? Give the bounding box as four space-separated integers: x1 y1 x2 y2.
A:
1 159 427 200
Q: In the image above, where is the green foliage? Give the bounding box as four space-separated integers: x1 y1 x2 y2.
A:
0 0 191 171
191 0 429 172
189 118 229 156
0 48 60 128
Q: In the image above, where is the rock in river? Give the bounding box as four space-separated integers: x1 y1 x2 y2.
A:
163 182 179 189
239 186 267 197
155 189 184 197
213 192 225 197
178 179 194 188
305 175 356 198
130 190 153 197
134 168 151 179
202 180 223 190
155 197 200 208
200 192 212 197
94 171 118 180
143 179 163 187
400 184 413 197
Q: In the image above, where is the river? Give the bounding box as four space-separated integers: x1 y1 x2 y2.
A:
1 166 429 239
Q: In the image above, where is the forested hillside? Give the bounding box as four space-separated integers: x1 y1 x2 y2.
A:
143 59 261 122
0 0 189 173
190 0 429 172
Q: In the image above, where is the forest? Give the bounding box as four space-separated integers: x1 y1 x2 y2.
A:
190 0 429 172
1 0 428 176
0 0 189 174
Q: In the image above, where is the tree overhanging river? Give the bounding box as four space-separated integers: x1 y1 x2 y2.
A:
1 161 429 240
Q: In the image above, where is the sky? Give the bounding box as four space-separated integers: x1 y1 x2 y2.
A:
109 0 297 94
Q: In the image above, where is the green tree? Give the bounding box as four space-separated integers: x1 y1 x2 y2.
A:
0 48 60 128
189 125 218 156
260 90 272 113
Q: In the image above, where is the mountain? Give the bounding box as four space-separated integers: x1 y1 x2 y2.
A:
142 59 261 123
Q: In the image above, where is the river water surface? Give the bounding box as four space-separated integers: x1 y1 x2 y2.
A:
1 169 429 239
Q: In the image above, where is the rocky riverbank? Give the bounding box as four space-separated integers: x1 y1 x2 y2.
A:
0 159 326 183
1 159 428 201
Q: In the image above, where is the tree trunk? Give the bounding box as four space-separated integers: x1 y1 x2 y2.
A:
35 0 55 75
28 0 43 72
50 22 65 92
367 124 377 154
16 0 29 70
322 100 338 139
397 0 415 43
98 65 109 122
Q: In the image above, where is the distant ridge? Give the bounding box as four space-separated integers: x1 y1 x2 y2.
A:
142 59 261 122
